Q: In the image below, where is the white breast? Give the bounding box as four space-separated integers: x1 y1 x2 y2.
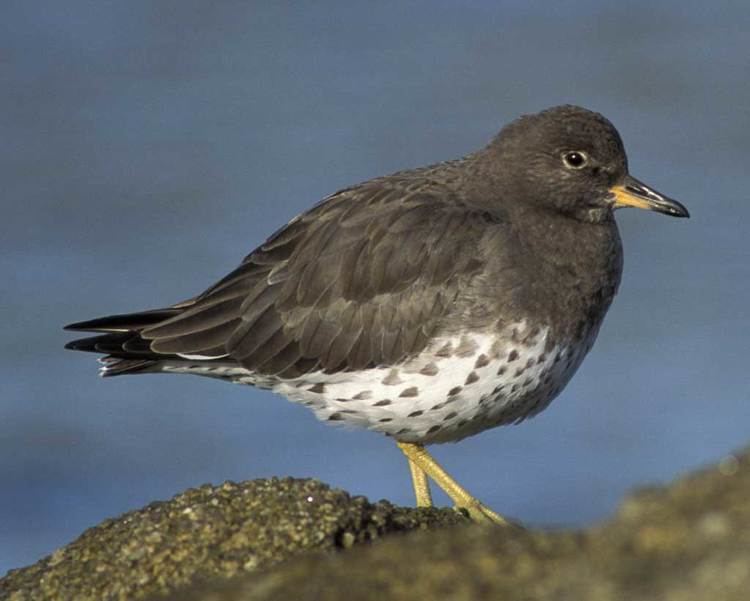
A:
161 320 592 443
250 321 589 443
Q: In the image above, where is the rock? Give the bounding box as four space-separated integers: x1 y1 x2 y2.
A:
3 450 749 601
152 449 750 601
0 478 463 601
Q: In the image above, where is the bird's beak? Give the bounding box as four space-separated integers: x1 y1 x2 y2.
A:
609 174 689 218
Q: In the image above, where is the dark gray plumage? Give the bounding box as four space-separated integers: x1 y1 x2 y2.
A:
65 104 690 523
66 105 688 441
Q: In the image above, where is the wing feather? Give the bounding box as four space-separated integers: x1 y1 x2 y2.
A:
138 176 505 374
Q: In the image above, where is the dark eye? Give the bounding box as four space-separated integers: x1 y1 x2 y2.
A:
562 151 588 169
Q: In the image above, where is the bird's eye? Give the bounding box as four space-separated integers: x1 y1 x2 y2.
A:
562 151 588 169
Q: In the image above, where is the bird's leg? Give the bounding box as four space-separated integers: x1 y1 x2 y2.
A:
396 441 510 526
407 457 433 507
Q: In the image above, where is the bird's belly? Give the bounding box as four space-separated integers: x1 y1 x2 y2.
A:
243 320 593 444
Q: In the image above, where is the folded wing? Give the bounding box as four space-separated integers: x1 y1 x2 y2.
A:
68 177 504 378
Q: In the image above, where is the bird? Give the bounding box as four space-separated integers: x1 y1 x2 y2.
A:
65 105 689 524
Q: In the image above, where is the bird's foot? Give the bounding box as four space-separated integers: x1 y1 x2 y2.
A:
452 499 516 527
398 441 521 528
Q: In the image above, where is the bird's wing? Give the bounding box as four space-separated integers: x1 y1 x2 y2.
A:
141 177 504 376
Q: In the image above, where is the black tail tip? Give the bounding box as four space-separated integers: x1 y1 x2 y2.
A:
63 308 181 333
64 317 120 332
64 337 99 352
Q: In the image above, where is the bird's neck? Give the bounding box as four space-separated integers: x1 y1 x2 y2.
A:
515 206 624 337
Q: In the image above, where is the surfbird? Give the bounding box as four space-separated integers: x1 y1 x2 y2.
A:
65 105 689 524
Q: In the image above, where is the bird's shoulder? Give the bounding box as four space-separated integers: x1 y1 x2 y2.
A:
209 163 509 302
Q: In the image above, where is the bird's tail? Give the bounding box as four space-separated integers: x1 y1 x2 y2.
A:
64 308 182 377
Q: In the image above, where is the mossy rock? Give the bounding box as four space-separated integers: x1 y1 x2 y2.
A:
0 478 463 601
3 449 749 601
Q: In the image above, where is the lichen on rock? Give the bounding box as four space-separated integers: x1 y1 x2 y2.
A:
0 478 463 601
3 448 749 601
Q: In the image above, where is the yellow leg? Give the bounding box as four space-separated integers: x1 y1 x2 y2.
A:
408 458 433 507
397 441 511 526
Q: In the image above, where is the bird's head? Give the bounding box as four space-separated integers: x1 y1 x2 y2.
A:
489 105 689 223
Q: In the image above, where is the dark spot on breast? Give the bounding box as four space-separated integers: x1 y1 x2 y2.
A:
538 354 547 364
457 419 468 427
507 350 519 363
448 386 462 397
430 402 446 411
396 428 411 435
526 357 536 368
514 367 526 377
443 411 458 421
408 410 423 417
373 399 392 407
382 369 403 385
474 354 490 369
399 386 419 398
511 384 519 393
308 383 326 394
455 337 479 358
379 418 393 423
524 326 541 344
497 366 507 376
419 362 439 376
493 385 505 394
353 390 373 400
490 338 505 359
427 425 441 434
465 371 480 385
435 342 453 358
328 412 344 421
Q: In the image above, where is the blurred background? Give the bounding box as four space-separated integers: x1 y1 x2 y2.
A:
2 0 748 576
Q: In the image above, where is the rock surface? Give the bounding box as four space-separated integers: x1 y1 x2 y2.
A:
156 450 750 601
2 450 748 601
0 478 463 601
